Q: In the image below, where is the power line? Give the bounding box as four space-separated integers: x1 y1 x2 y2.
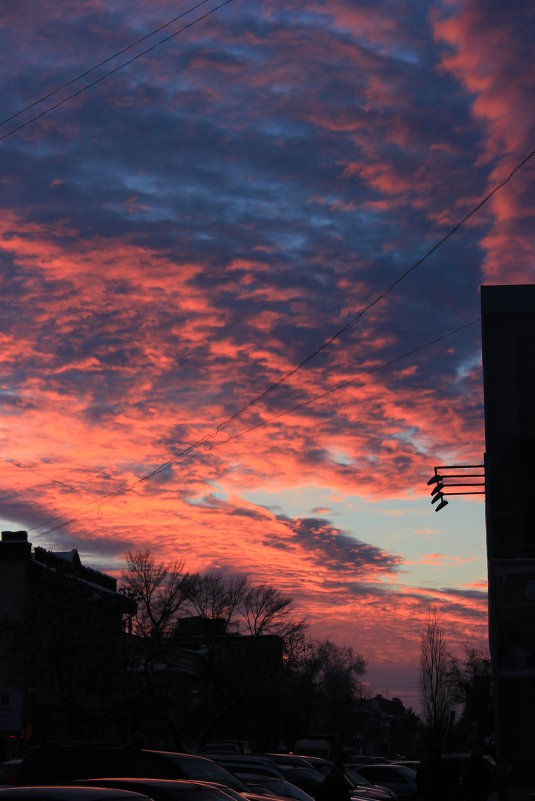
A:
14 147 533 536
0 0 214 130
0 0 234 143
30 144 532 532
2 0 532 496
5 57 532 537
3 458 184 538
33 318 480 537
1 0 532 427
185 145 535 440
35 144 517 533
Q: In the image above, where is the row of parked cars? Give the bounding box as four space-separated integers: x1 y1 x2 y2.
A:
203 753 415 801
0 743 416 801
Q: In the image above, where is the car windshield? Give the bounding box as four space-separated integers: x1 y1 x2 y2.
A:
164 791 235 801
389 767 415 780
253 779 311 801
343 769 371 787
164 758 247 793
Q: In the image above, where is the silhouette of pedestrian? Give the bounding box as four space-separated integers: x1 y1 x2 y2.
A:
461 750 494 801
315 763 350 801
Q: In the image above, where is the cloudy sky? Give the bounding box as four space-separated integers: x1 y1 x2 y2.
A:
1 0 534 708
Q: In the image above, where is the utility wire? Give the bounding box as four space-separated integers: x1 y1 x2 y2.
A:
0 0 214 129
1 0 532 424
0 0 234 144
84 146 533 489
214 146 535 433
2 0 532 453
33 318 480 537
9 129 531 533
21 144 535 535
3 458 183 538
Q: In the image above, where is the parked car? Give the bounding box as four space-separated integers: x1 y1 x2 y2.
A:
204 759 284 781
199 745 250 757
0 787 153 801
262 767 324 799
292 762 394 801
232 776 313 801
277 765 394 801
390 762 420 772
0 762 23 788
275 768 382 801
336 768 395 801
240 778 371 801
260 758 330 773
67 778 241 801
14 745 247 794
354 765 418 801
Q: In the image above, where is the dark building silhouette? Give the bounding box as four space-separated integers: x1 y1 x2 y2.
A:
0 531 135 754
481 285 535 799
126 614 284 751
355 694 418 758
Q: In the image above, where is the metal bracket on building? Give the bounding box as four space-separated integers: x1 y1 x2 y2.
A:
426 463 485 511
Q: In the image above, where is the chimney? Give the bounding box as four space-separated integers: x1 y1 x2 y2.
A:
0 530 31 561
2 531 28 542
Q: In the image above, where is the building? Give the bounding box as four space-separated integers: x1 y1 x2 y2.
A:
0 531 135 755
125 615 285 751
481 285 535 799
355 694 419 758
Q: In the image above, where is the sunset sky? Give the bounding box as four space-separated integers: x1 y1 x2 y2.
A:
1 0 534 709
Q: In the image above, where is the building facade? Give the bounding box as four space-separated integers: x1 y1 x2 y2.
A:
481 285 535 800
0 531 135 755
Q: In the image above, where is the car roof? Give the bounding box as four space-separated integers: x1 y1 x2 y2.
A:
358 765 416 777
68 779 237 796
70 781 199 789
205 759 276 767
0 788 153 801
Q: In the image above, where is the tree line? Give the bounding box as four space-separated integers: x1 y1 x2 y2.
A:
0 544 492 755
121 550 367 752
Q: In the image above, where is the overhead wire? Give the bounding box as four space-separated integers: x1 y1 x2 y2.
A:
0 0 215 130
26 142 535 535
0 0 234 144
33 318 480 537
216 145 535 432
3 458 185 538
1 0 532 436
2 2 532 537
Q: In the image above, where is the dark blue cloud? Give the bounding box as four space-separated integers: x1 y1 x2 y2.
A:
272 515 402 574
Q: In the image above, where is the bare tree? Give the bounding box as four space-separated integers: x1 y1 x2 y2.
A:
418 609 456 749
122 549 188 644
447 646 493 747
291 638 366 736
182 572 249 628
121 550 190 748
241 583 294 635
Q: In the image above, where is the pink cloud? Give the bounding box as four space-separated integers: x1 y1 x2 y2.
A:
432 1 535 282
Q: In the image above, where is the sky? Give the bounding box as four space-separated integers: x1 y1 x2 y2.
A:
1 0 534 711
